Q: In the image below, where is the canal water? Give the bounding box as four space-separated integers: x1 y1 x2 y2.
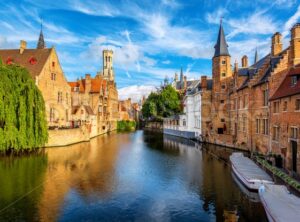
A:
0 130 267 222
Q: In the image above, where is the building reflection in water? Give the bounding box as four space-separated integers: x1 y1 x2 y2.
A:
0 131 267 222
161 135 267 222
38 132 125 221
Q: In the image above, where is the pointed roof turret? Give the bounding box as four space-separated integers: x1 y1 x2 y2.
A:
214 19 230 57
254 48 258 63
37 23 46 49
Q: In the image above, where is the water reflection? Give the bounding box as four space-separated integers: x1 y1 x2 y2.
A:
0 131 267 221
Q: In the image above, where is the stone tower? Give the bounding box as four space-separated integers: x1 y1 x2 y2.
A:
103 50 114 81
212 20 231 93
211 20 232 134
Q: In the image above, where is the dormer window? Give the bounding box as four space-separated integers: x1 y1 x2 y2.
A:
291 76 297 86
29 57 37 65
6 57 13 65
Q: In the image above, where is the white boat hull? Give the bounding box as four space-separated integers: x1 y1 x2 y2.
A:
230 152 273 191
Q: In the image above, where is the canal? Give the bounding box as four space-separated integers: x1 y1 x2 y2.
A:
0 130 267 221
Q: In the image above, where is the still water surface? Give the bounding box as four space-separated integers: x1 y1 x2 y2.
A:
0 130 267 221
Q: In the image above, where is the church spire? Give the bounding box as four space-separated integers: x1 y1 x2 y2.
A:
37 22 46 49
214 19 230 57
254 48 258 63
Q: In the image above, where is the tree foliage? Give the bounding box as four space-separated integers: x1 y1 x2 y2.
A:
117 120 136 131
142 85 181 119
0 62 48 152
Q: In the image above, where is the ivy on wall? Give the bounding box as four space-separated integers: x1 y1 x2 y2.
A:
0 62 48 152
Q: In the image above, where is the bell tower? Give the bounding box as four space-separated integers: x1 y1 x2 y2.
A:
103 50 114 81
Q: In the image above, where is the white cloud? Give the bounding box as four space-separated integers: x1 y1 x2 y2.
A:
206 8 228 25
282 5 300 37
226 11 278 38
162 60 171 64
118 85 157 102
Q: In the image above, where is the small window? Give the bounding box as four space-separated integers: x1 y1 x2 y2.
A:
273 126 280 141
222 60 226 65
221 118 225 123
29 57 37 65
256 119 260 134
291 76 297 86
51 73 56 81
52 62 55 67
221 84 226 89
290 127 298 139
6 57 13 65
296 99 300 111
81 109 84 114
222 73 226 77
220 100 224 104
283 101 287 111
263 89 268 106
273 101 280 113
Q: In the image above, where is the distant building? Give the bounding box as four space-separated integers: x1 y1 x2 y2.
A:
68 49 119 136
0 29 71 128
68 74 108 136
163 76 212 139
171 67 199 93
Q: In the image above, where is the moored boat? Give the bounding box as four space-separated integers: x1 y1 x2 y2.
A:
230 152 273 191
259 184 300 222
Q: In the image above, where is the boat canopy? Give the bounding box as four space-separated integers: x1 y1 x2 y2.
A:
259 184 300 222
230 153 273 183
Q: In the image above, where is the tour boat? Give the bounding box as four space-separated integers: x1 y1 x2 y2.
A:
230 152 274 191
259 184 300 222
231 172 260 202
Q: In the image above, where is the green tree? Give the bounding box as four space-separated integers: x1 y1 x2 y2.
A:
142 84 181 119
0 62 48 152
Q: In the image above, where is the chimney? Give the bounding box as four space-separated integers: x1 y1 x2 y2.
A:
201 76 207 89
241 55 248 68
20 40 27 54
290 23 300 66
183 76 187 89
234 60 238 73
271 32 282 56
85 74 91 93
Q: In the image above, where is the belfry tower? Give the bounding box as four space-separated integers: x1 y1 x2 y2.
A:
102 50 114 81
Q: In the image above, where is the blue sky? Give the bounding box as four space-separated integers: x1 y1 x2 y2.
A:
0 0 300 100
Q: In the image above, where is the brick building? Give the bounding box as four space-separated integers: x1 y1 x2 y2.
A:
205 22 300 176
0 29 71 128
68 50 119 135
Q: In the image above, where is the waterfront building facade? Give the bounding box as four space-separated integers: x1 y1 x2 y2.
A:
205 22 300 176
68 50 119 136
0 31 71 128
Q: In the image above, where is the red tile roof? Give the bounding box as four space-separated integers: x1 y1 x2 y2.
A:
270 67 300 100
0 48 52 78
68 75 107 94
